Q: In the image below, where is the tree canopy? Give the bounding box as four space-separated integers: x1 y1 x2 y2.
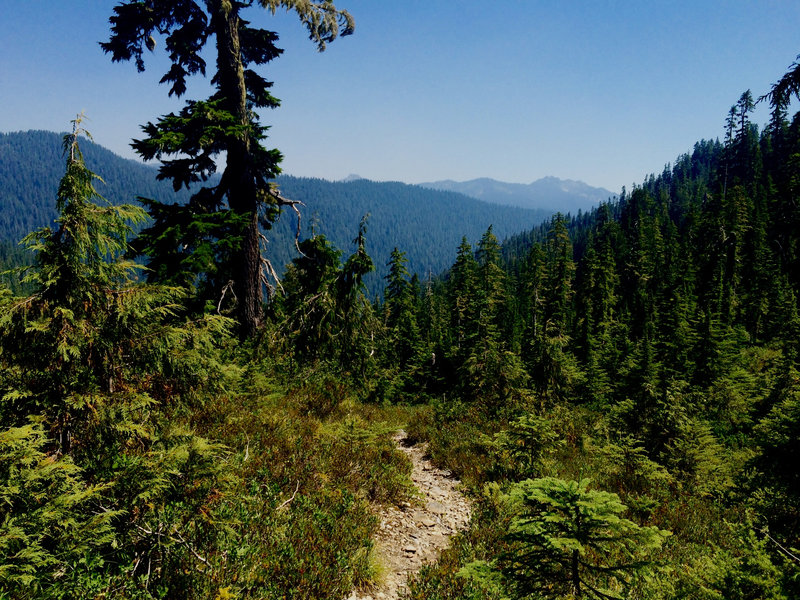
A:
102 0 353 336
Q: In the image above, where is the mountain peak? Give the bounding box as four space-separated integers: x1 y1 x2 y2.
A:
418 176 615 213
341 173 365 182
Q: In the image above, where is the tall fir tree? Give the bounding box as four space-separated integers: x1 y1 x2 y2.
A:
279 218 375 376
383 248 422 368
448 236 479 359
102 0 353 337
526 214 581 405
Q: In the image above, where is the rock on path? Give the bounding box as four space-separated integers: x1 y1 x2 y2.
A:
347 430 471 600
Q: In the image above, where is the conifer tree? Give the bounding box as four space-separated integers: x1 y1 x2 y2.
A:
383 248 422 367
653 201 699 381
500 477 669 600
337 216 377 376
619 189 662 340
280 218 375 374
543 214 575 337
575 204 623 403
521 242 547 348
0 118 231 596
0 117 154 445
375 248 428 400
448 236 479 355
384 247 413 331
452 227 528 411
102 0 353 337
527 215 581 405
760 54 800 111
278 232 342 361
416 274 450 395
474 226 506 342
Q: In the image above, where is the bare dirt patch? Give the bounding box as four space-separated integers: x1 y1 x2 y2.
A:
347 430 471 600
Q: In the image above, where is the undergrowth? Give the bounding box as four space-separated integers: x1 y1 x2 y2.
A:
184 359 417 599
404 399 796 600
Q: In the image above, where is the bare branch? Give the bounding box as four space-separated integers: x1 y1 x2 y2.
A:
217 280 236 314
762 528 800 565
171 529 210 566
277 481 300 511
269 185 306 256
261 253 285 297
10 293 42 312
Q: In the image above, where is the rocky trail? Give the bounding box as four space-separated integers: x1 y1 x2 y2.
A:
347 430 472 600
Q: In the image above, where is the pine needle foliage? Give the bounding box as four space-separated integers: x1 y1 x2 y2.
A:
102 0 354 337
0 421 116 596
0 118 234 597
500 477 670 600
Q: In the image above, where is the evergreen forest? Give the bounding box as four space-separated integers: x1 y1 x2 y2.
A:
2 2 800 599
0 131 555 299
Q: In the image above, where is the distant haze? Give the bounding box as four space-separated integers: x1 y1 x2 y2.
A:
419 177 616 215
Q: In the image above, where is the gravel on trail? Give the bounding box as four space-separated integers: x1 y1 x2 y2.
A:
346 430 472 600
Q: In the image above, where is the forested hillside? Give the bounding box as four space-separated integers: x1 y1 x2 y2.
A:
0 130 196 244
272 176 552 292
2 1 800 597
391 88 800 597
0 131 551 295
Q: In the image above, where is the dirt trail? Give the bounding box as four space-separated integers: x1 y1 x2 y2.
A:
347 430 472 600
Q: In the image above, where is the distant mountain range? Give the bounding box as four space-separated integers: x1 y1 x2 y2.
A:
419 176 616 214
0 130 565 295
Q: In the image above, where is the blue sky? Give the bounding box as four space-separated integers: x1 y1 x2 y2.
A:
1 1 798 192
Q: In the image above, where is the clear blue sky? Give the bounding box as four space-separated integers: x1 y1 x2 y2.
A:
1 1 798 192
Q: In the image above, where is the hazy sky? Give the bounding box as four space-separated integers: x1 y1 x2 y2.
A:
1 1 798 192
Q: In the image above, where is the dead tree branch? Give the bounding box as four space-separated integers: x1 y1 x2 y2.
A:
277 481 300 511
217 280 236 314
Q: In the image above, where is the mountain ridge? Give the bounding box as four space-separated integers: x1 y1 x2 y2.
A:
418 176 616 214
0 130 556 295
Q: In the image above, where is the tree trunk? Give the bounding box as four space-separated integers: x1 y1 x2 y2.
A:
573 505 582 597
572 548 581 597
212 0 263 337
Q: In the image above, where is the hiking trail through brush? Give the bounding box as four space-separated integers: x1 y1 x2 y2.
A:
347 430 472 600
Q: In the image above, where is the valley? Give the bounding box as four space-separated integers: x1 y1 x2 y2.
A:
1 3 799 599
